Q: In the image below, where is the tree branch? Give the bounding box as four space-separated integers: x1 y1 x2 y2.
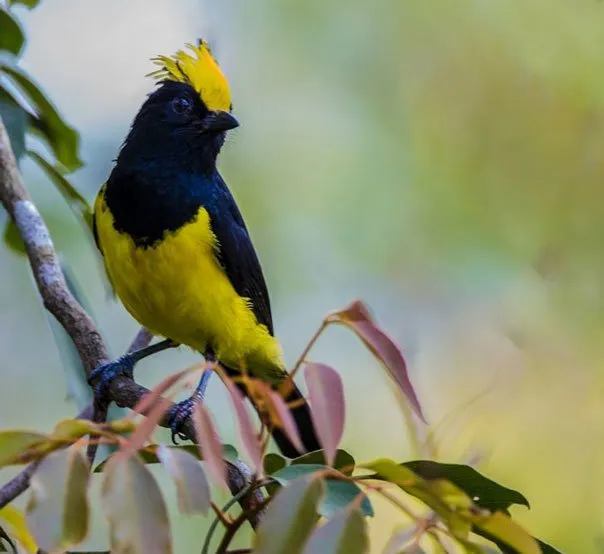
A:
0 460 40 510
0 117 263 527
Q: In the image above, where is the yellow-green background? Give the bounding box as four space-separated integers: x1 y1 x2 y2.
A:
1 0 602 552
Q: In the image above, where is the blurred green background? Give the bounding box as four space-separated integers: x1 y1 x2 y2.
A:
1 0 603 552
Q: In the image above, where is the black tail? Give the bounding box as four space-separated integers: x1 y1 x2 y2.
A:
223 365 320 458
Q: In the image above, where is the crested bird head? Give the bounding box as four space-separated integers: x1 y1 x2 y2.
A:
119 41 238 172
148 41 232 113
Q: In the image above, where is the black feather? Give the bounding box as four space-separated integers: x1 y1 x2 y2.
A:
98 79 318 456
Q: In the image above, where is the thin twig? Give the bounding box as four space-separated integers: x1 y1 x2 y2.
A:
127 327 154 353
202 478 270 554
279 320 327 396
216 497 271 554
0 461 40 510
0 116 263 527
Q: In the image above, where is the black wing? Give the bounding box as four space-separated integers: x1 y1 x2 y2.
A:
206 187 274 336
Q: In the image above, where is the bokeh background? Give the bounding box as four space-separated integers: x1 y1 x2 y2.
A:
1 0 603 551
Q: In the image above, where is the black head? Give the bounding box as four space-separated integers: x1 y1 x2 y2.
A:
117 80 239 174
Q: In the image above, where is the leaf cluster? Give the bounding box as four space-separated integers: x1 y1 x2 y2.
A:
0 0 89 255
0 301 563 554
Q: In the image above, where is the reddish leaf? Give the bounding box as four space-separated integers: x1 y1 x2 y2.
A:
304 363 345 466
119 396 172 459
118 366 204 458
126 366 194 420
256 382 305 455
327 300 426 422
191 403 227 489
224 380 263 475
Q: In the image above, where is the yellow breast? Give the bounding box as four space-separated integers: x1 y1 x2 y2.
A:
94 191 284 379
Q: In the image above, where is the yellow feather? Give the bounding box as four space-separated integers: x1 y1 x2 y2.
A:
148 41 231 112
94 187 285 384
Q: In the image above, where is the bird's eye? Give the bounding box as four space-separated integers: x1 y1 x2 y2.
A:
171 96 192 115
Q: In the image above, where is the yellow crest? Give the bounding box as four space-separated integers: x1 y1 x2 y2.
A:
148 41 232 112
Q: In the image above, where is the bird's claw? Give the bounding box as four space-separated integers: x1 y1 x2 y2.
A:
168 397 198 444
88 355 135 401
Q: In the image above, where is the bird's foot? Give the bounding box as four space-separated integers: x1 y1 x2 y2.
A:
88 354 136 401
168 396 199 444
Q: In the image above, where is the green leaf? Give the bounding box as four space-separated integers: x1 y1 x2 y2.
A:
50 419 96 442
321 479 373 518
2 218 25 256
473 528 564 554
292 449 355 476
263 453 287 496
0 9 24 56
101 454 172 554
0 506 36 553
302 502 368 554
7 0 40 9
272 464 373 517
403 461 529 512
362 458 472 538
472 512 541 554
26 447 90 552
27 150 92 230
0 62 82 171
222 443 239 463
534 538 565 554
0 430 48 467
254 474 323 554
0 87 27 161
157 445 210 515
264 452 287 475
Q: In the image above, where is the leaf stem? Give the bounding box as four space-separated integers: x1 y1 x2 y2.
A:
280 321 328 395
216 498 271 554
201 480 266 554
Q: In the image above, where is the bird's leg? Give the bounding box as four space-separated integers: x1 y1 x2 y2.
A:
168 352 215 443
89 339 179 399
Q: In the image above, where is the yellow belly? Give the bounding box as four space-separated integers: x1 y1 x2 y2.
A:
94 196 284 380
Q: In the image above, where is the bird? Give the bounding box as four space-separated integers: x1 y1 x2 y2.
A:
90 41 320 458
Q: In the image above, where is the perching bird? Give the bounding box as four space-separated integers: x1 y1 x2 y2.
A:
91 41 319 457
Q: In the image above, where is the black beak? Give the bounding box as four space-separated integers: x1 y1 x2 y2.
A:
204 110 239 132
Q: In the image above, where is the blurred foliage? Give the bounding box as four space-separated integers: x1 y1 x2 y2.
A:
0 330 563 553
0 0 85 256
0 297 564 553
